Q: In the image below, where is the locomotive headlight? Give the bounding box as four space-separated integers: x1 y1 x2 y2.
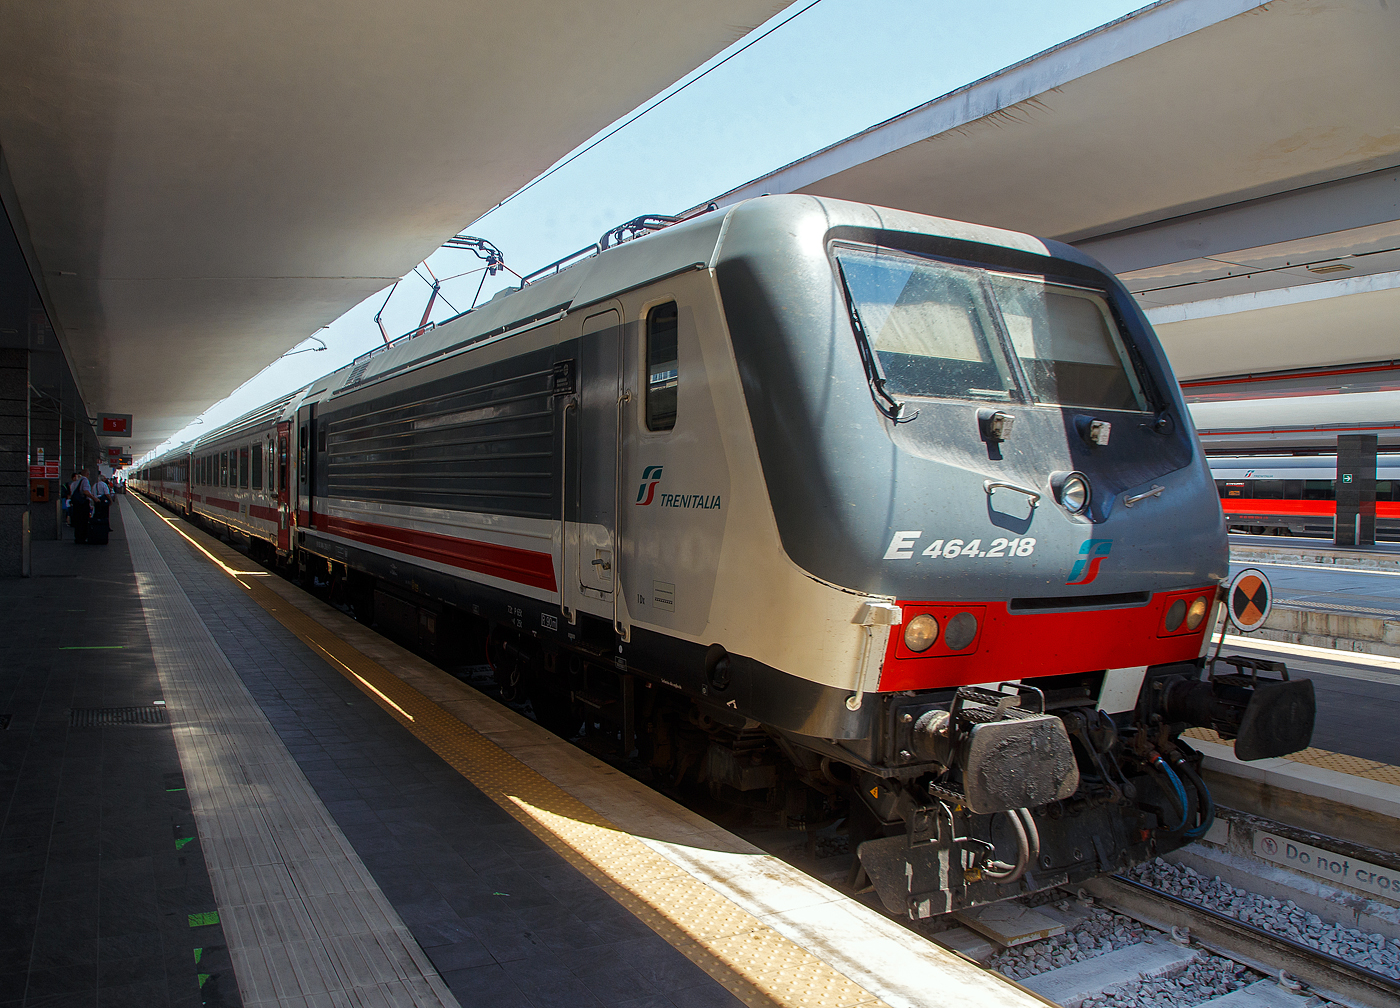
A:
1051 471 1092 514
1186 595 1209 630
1164 598 1187 632
904 615 939 652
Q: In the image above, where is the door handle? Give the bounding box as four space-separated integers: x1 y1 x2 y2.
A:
591 558 611 571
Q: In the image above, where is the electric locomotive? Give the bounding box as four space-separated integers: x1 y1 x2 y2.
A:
133 195 1314 918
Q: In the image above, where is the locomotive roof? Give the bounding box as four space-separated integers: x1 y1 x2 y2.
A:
314 195 1069 399
144 195 1093 467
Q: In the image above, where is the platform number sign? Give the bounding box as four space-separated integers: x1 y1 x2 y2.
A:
1225 567 1272 633
99 413 133 437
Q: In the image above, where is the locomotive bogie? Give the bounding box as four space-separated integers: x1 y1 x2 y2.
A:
131 195 1314 919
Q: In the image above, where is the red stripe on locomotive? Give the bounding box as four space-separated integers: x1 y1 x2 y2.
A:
878 587 1215 692
322 514 558 593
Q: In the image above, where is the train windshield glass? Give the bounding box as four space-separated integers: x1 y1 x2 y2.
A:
987 272 1148 412
835 246 1148 412
836 249 1018 402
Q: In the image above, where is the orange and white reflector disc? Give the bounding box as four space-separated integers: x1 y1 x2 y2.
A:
1226 567 1272 633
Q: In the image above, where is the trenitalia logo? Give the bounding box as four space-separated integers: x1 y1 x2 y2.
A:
1066 539 1113 585
636 466 663 505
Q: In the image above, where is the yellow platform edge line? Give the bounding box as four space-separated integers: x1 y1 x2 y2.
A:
130 497 895 1008
1180 727 1400 786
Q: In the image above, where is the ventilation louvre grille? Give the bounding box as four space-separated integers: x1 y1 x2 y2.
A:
343 359 371 387
70 706 167 727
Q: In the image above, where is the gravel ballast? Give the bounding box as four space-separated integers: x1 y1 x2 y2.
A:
1130 858 1400 981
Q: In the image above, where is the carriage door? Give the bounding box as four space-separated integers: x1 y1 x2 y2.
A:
575 306 623 606
296 405 316 529
276 422 291 551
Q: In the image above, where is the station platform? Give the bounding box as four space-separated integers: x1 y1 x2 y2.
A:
1 497 1040 1008
1229 533 1400 571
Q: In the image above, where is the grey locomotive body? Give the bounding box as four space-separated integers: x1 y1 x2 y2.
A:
133 196 1313 918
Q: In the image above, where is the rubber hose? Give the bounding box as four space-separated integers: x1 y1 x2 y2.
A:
982 808 1031 884
1149 755 1191 833
1174 756 1216 839
1015 808 1040 869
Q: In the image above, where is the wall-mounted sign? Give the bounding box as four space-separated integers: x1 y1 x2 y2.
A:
28 463 59 479
99 413 133 437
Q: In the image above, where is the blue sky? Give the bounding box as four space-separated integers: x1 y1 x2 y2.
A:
140 0 1148 463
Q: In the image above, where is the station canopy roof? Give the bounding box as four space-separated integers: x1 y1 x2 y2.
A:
0 0 789 456
706 0 1400 395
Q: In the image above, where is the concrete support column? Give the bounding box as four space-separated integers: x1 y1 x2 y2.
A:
0 346 28 574
1335 433 1378 547
28 390 58 540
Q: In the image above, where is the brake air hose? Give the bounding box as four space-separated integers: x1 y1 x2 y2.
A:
1015 808 1040 869
1171 752 1216 839
982 808 1032 884
1148 754 1191 833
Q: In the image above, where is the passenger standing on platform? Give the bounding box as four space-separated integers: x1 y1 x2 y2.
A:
69 469 95 544
91 474 112 542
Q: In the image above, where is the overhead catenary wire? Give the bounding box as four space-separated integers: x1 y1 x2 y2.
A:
478 0 827 219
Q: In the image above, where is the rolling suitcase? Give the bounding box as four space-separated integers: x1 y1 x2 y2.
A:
88 500 110 545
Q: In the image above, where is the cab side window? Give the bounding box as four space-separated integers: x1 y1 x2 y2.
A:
645 302 678 432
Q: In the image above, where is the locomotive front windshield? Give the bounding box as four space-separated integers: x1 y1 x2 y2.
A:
836 246 1148 412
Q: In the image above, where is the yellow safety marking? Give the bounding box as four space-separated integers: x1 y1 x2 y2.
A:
1182 727 1400 786
131 496 900 1008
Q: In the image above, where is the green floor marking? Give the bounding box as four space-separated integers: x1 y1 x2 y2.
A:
58 645 125 650
198 974 212 988
188 911 220 927
175 837 194 850
193 948 203 964
166 787 186 792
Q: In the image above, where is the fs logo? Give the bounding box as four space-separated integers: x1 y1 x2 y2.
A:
1066 539 1113 586
635 466 663 505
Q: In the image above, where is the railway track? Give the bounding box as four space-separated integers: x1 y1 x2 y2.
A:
1084 874 1400 1008
962 863 1400 1008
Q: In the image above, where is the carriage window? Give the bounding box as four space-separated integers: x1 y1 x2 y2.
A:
1252 480 1284 499
238 447 248 488
645 302 679 431
220 451 229 487
252 445 263 489
1377 480 1393 502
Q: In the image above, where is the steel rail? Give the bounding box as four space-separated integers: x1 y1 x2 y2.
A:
1086 874 1400 1008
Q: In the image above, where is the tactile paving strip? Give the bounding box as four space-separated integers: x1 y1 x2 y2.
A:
1182 727 1400 786
127 496 905 1008
122 498 461 1008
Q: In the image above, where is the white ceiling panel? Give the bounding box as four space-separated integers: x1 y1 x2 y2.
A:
0 0 790 454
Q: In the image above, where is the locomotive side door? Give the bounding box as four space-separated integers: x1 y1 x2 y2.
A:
276 421 291 551
573 306 624 611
